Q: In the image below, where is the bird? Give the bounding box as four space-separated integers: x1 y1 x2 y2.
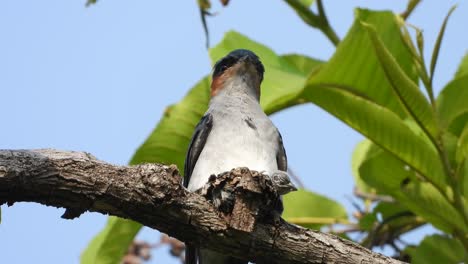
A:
183 49 295 264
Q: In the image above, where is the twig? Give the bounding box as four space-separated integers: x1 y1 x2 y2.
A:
353 187 395 203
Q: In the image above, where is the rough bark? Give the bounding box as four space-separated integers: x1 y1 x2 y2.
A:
0 149 404 264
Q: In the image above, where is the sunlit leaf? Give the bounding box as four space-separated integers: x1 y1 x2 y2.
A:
430 6 457 82
130 77 211 171
304 84 446 190
455 52 468 78
437 50 468 136
406 234 465 264
283 189 348 229
281 54 323 75
437 75 468 134
303 9 445 190
363 22 437 137
81 217 141 264
457 123 468 163
359 146 465 233
308 9 418 118
298 0 315 7
351 140 378 194
463 159 468 196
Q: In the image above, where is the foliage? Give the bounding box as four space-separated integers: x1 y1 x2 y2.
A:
81 1 468 263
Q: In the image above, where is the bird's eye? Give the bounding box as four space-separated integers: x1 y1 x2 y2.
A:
221 65 228 71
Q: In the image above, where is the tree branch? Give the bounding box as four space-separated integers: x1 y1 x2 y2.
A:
0 149 403 264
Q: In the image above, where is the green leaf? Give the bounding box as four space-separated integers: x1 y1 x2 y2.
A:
130 77 210 171
281 54 323 75
209 31 322 114
303 84 446 190
363 22 437 137
456 123 468 163
282 189 348 229
437 75 468 134
430 6 457 83
81 217 141 264
406 234 465 264
463 159 468 196
358 212 378 231
437 49 468 135
351 140 378 194
455 52 468 79
358 145 465 233
303 9 446 190
298 0 315 7
308 9 418 118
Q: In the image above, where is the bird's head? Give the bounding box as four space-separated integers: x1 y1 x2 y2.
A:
211 49 265 100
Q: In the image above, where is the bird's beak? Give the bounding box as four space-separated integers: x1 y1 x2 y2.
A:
289 183 298 192
235 55 257 76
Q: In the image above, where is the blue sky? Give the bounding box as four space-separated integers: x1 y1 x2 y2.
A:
1 1 466 263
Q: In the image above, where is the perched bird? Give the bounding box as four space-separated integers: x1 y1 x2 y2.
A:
184 49 294 264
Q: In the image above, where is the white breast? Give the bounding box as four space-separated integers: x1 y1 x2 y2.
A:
187 100 279 191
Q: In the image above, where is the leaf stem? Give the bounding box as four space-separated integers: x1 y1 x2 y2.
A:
283 0 340 46
400 0 422 20
316 0 340 46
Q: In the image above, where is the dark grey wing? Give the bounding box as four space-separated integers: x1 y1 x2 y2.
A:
276 130 287 172
184 113 213 264
184 113 213 187
275 130 287 214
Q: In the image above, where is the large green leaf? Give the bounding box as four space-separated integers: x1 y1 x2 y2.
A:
308 9 418 118
351 140 378 194
437 51 468 135
303 9 446 190
304 84 446 190
437 75 468 133
281 54 323 76
455 52 468 79
363 22 437 136
209 31 321 114
81 217 141 264
131 77 211 170
463 159 468 196
457 123 468 163
406 234 465 264
358 144 465 233
282 189 348 229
